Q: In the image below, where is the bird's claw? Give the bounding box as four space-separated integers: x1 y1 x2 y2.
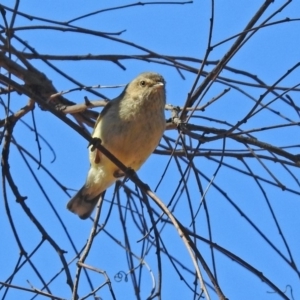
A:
89 137 102 151
113 167 136 179
126 167 137 178
113 170 125 178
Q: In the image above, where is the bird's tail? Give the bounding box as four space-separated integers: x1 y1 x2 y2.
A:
67 185 102 219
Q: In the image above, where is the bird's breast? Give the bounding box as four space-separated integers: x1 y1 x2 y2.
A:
92 99 165 170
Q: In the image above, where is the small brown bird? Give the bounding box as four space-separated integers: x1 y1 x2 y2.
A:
67 72 166 219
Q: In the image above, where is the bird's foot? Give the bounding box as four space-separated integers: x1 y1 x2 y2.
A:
113 167 136 179
113 170 125 178
125 167 137 178
89 137 102 152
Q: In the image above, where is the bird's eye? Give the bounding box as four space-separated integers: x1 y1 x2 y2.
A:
140 80 146 87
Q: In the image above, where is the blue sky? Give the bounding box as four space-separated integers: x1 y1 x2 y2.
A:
1 1 300 299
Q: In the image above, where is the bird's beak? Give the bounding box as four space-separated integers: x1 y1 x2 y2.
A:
153 82 164 89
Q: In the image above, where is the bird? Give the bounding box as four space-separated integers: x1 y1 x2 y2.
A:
67 72 166 219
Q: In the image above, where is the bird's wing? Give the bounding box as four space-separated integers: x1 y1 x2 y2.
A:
92 87 127 136
90 89 126 164
92 100 112 137
91 102 113 164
